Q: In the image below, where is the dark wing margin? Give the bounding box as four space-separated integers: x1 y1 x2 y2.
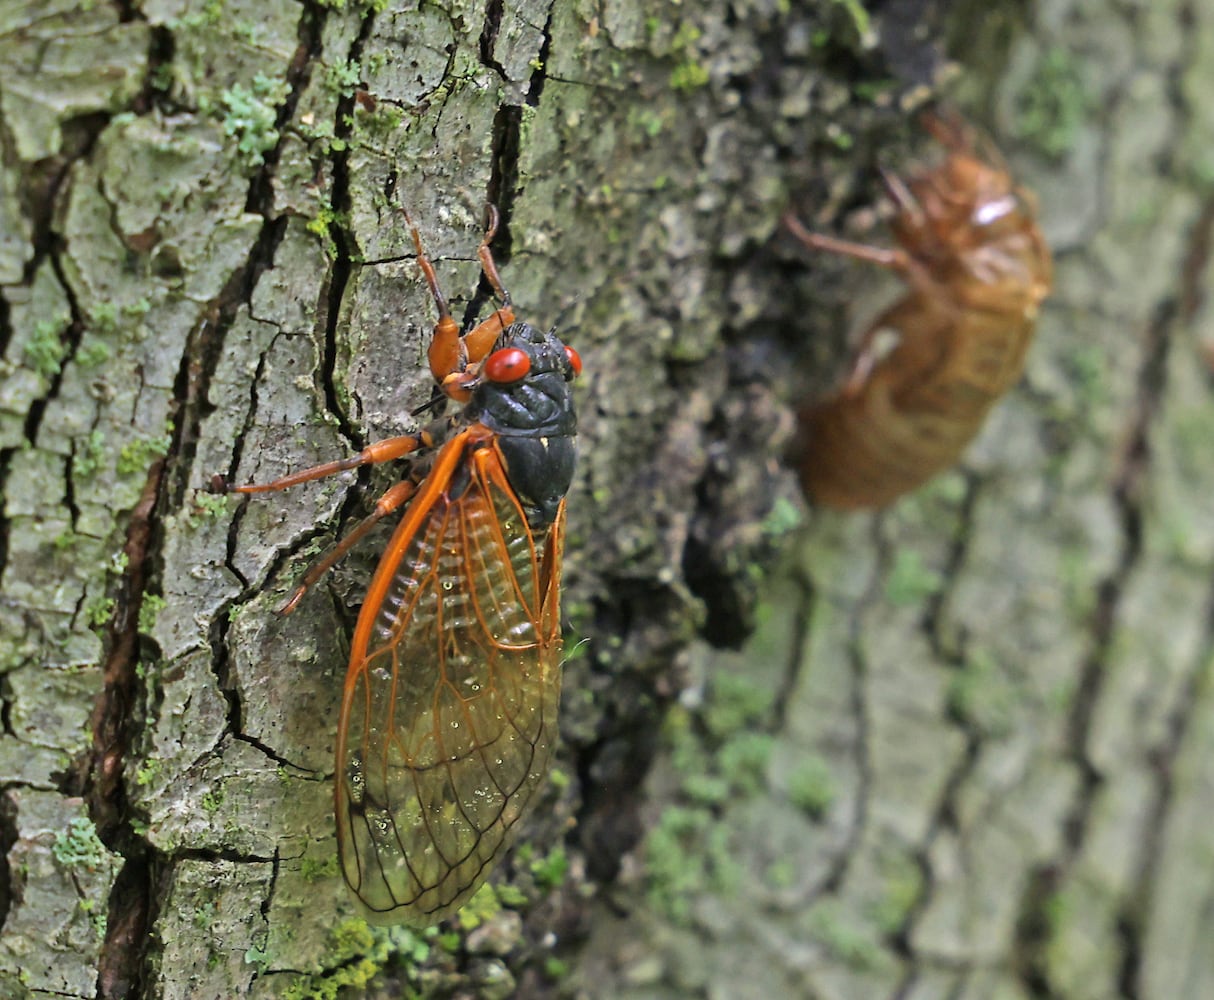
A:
334 431 565 926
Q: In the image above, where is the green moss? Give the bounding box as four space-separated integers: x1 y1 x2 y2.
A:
1064 343 1109 410
494 883 527 907
134 759 159 787
809 902 883 968
79 896 107 936
215 73 292 168
457 881 502 930
306 205 344 259
52 816 107 869
193 902 216 930
138 594 167 634
831 0 872 39
200 784 225 814
300 855 340 882
883 549 942 606
765 858 796 889
761 496 803 536
645 805 741 923
529 846 569 890
118 427 173 475
24 317 70 378
716 731 773 796
703 671 773 738
786 755 836 818
946 648 1015 737
1013 46 1089 159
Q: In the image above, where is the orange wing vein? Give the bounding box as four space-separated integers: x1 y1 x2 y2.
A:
334 428 565 926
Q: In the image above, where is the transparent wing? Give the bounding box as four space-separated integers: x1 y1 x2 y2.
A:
335 433 564 926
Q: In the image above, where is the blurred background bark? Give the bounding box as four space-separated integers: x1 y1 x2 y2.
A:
2 0 1212 998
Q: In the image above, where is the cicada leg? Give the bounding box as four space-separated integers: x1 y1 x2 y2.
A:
218 431 435 614
783 212 911 272
399 201 515 402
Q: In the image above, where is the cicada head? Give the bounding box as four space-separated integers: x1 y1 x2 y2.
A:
890 130 1049 304
465 322 580 527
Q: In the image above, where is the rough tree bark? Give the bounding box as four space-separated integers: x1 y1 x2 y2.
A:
1 1 1211 999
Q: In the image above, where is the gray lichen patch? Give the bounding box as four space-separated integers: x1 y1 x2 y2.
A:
0 793 120 996
0 3 150 160
147 856 277 1000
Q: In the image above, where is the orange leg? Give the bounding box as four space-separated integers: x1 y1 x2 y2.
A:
275 477 420 615
225 433 432 494
218 432 436 613
783 212 911 272
399 200 516 401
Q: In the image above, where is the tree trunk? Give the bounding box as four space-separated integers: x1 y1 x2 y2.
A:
1 1 1211 999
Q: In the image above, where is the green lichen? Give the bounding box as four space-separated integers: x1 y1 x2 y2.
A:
193 491 232 520
529 845 569 890
118 426 174 476
215 73 292 168
74 429 107 478
52 816 106 869
24 317 70 378
278 919 430 1000
76 339 112 368
1014 46 1089 159
786 754 837 818
808 902 883 968
946 647 1016 738
325 59 362 98
872 852 924 933
138 593 167 633
884 549 942 606
300 855 340 882
86 595 116 628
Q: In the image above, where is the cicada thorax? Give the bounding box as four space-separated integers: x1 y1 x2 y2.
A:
788 112 1052 510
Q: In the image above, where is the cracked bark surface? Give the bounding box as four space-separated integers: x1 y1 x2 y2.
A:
1 1 1211 999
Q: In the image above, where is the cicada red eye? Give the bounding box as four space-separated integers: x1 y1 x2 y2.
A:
482 346 531 383
564 345 582 377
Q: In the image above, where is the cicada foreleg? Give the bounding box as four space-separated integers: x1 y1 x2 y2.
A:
218 431 436 614
783 212 912 272
400 198 515 403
